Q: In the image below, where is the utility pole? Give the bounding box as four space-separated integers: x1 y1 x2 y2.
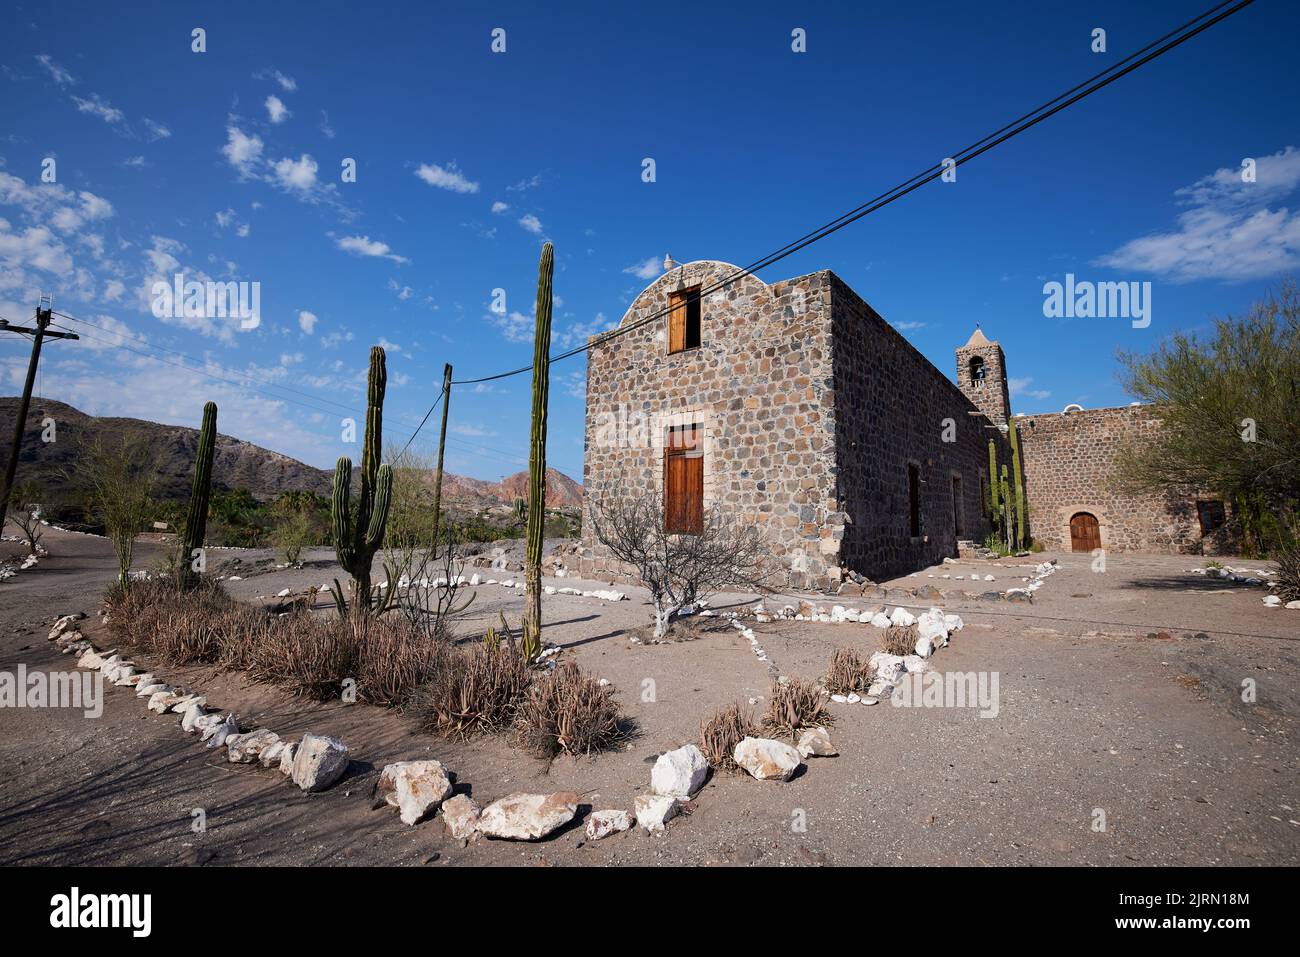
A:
0 302 79 524
429 363 452 552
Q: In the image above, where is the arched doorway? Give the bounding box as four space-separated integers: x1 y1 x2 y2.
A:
1069 512 1101 552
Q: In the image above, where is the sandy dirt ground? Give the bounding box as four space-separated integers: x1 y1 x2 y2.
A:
1 522 1297 867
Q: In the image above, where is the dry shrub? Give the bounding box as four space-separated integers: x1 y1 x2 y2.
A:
104 578 443 706
881 623 918 657
825 647 872 695
249 612 446 706
699 701 757 770
1274 528 1300 603
761 677 830 740
513 661 628 757
412 643 534 738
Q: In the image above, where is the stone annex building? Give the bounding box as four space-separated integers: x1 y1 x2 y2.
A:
578 260 1226 590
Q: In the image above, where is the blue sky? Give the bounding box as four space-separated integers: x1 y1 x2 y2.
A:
1 0 1296 482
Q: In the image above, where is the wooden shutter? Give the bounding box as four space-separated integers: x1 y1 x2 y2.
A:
668 291 686 353
684 455 703 533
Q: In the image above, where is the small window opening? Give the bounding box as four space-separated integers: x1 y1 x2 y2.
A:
908 463 921 538
952 475 963 537
969 356 986 390
668 286 702 353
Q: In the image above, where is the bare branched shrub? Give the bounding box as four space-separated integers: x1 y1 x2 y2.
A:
5 480 44 555
882 623 918 657
825 647 873 695
412 643 534 738
587 489 770 637
513 661 629 757
699 701 757 771
761 677 830 741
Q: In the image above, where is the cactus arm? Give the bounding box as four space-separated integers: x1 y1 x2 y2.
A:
523 242 554 638
1010 417 1026 550
364 464 392 552
333 456 355 572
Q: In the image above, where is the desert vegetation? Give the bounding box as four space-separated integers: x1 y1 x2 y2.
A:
587 492 770 637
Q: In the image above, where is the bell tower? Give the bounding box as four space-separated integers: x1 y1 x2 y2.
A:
956 326 1011 422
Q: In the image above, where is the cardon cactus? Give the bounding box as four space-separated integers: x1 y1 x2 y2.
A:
1000 463 1013 551
332 347 393 615
523 242 554 646
1009 417 1027 550
986 439 1000 525
178 401 217 588
513 496 526 521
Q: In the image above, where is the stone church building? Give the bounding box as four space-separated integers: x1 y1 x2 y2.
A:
579 260 1222 590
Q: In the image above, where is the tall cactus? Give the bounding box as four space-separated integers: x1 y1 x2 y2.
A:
986 439 1000 526
178 401 217 589
523 242 554 648
513 496 526 522
332 347 393 615
999 463 1013 551
1009 417 1026 551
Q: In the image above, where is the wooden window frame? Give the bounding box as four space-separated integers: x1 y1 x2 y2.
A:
668 286 702 354
664 424 704 535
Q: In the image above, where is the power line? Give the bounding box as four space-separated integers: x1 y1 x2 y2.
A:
448 0 1253 388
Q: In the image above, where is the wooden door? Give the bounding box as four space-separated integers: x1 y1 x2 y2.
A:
665 425 703 534
1069 512 1101 552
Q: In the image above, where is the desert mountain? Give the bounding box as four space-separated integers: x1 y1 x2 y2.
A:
0 397 581 508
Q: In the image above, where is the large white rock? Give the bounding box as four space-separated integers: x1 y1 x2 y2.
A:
478 792 579 841
136 681 169 698
869 613 892 628
916 608 949 650
148 690 187 714
377 760 454 825
77 648 105 670
1262 595 1281 607
733 736 802 781
47 614 82 641
797 726 837 758
180 703 210 733
869 652 907 684
203 714 239 749
889 607 917 627
634 795 680 833
586 809 633 840
650 744 708 798
291 733 351 792
227 728 280 764
441 794 481 840
278 742 297 775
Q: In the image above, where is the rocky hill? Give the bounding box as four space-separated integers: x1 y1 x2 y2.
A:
0 397 582 509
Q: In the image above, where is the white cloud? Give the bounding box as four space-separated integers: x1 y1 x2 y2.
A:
35 54 75 86
71 94 124 124
298 310 318 334
893 320 926 331
104 279 126 301
143 118 171 141
518 213 543 235
487 309 534 343
507 174 543 192
387 278 413 300
415 162 479 194
1096 146 1300 282
0 218 75 274
558 311 613 348
319 110 336 139
623 256 661 280
1008 376 1051 401
335 234 409 264
451 423 498 438
265 95 291 124
491 201 509 214
377 336 403 353
222 125 264 175
272 154 318 192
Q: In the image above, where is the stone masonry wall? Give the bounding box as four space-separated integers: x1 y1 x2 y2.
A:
828 275 1002 580
579 262 842 589
1017 405 1209 553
